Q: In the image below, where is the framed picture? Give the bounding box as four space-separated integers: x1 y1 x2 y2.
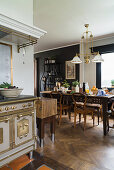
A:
65 61 75 79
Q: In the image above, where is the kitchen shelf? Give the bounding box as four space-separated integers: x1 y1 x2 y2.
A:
43 59 62 90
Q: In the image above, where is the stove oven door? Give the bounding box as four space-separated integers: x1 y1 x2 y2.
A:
14 109 34 147
0 115 12 154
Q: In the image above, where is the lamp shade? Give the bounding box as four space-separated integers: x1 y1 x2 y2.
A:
71 54 82 64
92 52 104 63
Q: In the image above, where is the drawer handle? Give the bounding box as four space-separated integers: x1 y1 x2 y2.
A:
19 135 23 139
11 106 16 110
24 123 29 126
28 103 32 107
22 104 27 108
5 107 9 111
4 118 9 123
34 136 37 141
0 107 3 112
17 114 23 119
24 133 28 137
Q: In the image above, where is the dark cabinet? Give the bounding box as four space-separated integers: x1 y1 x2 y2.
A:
43 59 62 90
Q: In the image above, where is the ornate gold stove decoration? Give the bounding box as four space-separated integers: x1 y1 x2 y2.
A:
17 119 29 139
0 128 3 144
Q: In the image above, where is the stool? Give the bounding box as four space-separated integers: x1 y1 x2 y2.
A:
37 115 56 147
36 98 57 147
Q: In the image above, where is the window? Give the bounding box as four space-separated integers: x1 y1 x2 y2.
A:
0 43 13 85
101 53 114 88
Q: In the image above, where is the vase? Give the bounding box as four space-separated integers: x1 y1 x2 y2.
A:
64 88 68 93
72 86 75 91
75 85 79 92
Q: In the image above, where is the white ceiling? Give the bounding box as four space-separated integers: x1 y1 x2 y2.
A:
33 0 114 53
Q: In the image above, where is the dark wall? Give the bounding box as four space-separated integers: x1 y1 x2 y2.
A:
92 43 114 54
96 63 101 89
35 44 79 96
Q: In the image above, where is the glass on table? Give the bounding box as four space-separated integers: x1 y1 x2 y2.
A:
85 89 89 94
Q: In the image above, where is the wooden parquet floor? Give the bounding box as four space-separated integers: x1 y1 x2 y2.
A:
37 114 114 170
1 114 114 170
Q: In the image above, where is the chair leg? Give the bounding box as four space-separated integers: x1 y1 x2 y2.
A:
98 109 100 125
68 109 71 120
59 107 62 125
91 112 94 119
84 114 86 131
58 112 59 120
79 113 81 123
100 105 103 121
107 116 109 131
74 107 76 127
93 113 95 126
57 110 60 124
65 110 67 115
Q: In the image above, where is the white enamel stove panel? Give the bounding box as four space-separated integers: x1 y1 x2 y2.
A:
0 101 33 113
0 116 11 153
14 111 34 146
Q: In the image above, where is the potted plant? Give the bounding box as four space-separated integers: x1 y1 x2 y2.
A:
111 80 114 88
72 80 80 92
61 80 70 92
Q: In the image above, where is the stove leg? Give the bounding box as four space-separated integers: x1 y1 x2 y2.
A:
51 133 55 142
40 139 44 147
29 151 33 160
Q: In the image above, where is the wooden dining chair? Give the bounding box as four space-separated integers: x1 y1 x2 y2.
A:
50 91 71 125
85 103 102 125
72 93 99 130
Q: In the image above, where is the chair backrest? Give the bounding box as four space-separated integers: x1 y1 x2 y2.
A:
72 93 87 108
50 91 63 105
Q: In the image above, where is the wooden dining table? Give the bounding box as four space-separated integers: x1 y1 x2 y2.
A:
40 91 114 136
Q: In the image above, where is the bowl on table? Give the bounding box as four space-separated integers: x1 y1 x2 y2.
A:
0 88 23 98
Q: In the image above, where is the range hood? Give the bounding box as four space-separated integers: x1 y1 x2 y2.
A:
0 14 46 52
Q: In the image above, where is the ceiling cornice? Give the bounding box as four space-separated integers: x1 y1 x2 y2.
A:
34 34 114 54
0 14 47 39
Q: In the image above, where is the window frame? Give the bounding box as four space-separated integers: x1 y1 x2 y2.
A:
0 42 13 85
92 43 114 89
